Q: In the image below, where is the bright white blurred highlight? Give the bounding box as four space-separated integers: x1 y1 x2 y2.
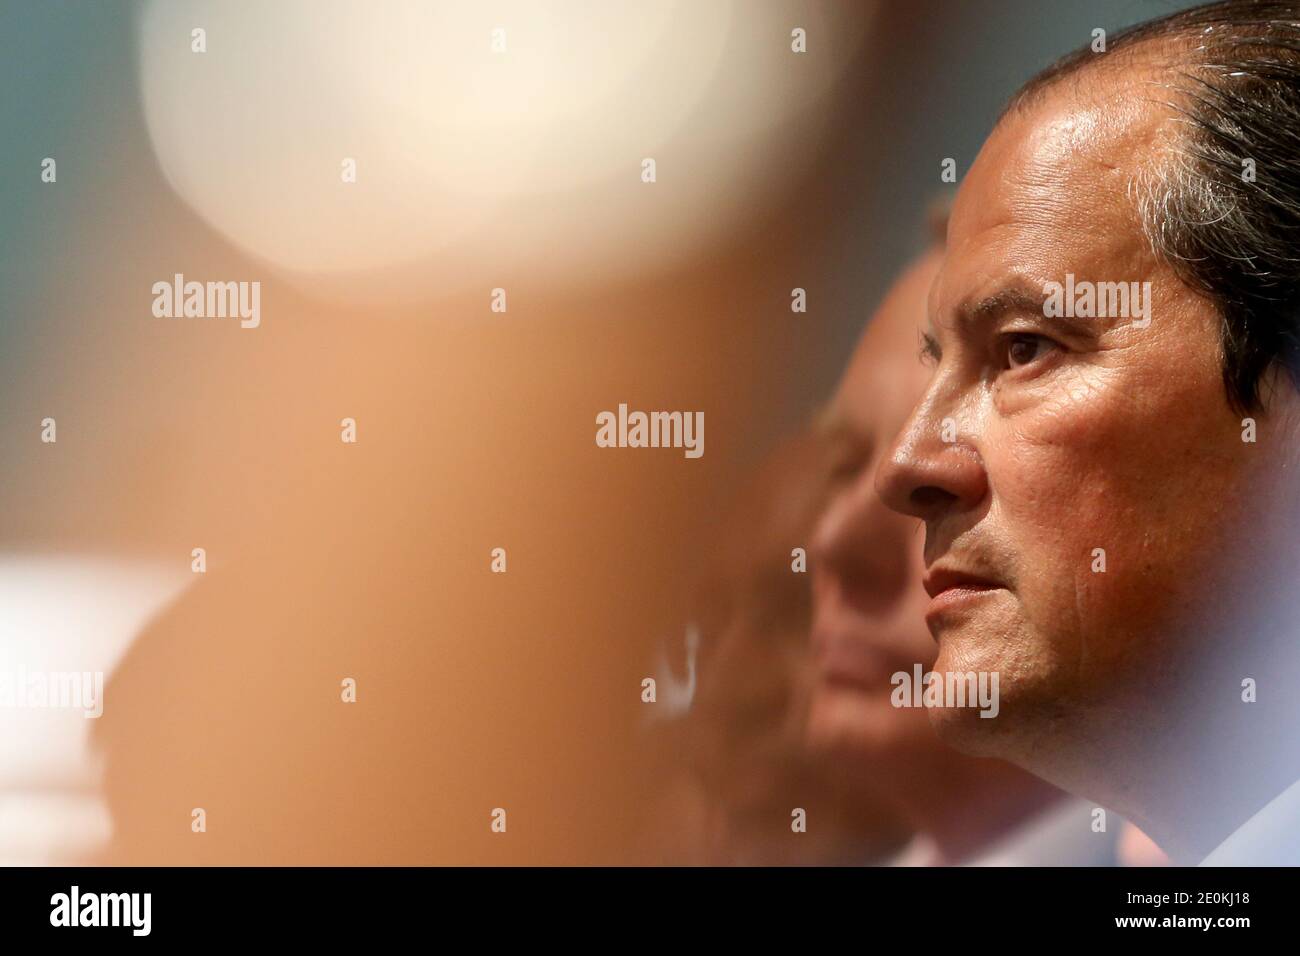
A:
137 0 872 300
0 555 189 862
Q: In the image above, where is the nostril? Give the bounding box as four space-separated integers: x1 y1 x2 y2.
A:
909 485 957 514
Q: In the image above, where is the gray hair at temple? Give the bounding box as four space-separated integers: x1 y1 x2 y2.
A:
1007 0 1300 412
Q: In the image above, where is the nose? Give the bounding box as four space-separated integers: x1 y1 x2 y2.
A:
810 467 912 610
875 403 988 525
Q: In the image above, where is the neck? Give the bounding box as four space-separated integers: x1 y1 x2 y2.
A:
1044 621 1300 864
1119 694 1300 863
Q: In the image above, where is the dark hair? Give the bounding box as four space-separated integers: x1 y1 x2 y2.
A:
1011 0 1300 412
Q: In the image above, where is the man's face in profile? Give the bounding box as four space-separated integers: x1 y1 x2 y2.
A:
877 67 1297 762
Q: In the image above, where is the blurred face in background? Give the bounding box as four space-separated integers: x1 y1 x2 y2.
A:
807 245 942 769
666 434 907 865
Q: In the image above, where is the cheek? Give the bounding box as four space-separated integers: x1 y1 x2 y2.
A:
981 385 1118 581
984 337 1243 672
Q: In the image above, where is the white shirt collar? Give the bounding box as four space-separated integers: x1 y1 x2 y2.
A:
1201 778 1300 866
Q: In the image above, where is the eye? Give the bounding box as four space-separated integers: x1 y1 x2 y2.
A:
919 331 942 366
826 442 871 487
1000 332 1059 370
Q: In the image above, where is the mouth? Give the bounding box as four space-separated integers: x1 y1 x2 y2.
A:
922 566 1006 627
811 627 903 693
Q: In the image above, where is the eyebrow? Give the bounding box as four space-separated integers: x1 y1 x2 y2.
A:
962 287 1045 326
949 283 1101 340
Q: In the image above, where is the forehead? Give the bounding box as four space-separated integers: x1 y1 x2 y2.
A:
937 72 1173 316
830 247 940 437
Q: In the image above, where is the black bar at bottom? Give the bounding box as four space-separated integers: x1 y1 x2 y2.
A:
0 865 1278 942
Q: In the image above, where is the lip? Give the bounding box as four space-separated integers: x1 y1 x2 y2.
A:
922 566 1006 627
811 627 905 692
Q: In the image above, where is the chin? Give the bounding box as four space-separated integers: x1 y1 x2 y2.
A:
929 626 1068 764
806 680 935 775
